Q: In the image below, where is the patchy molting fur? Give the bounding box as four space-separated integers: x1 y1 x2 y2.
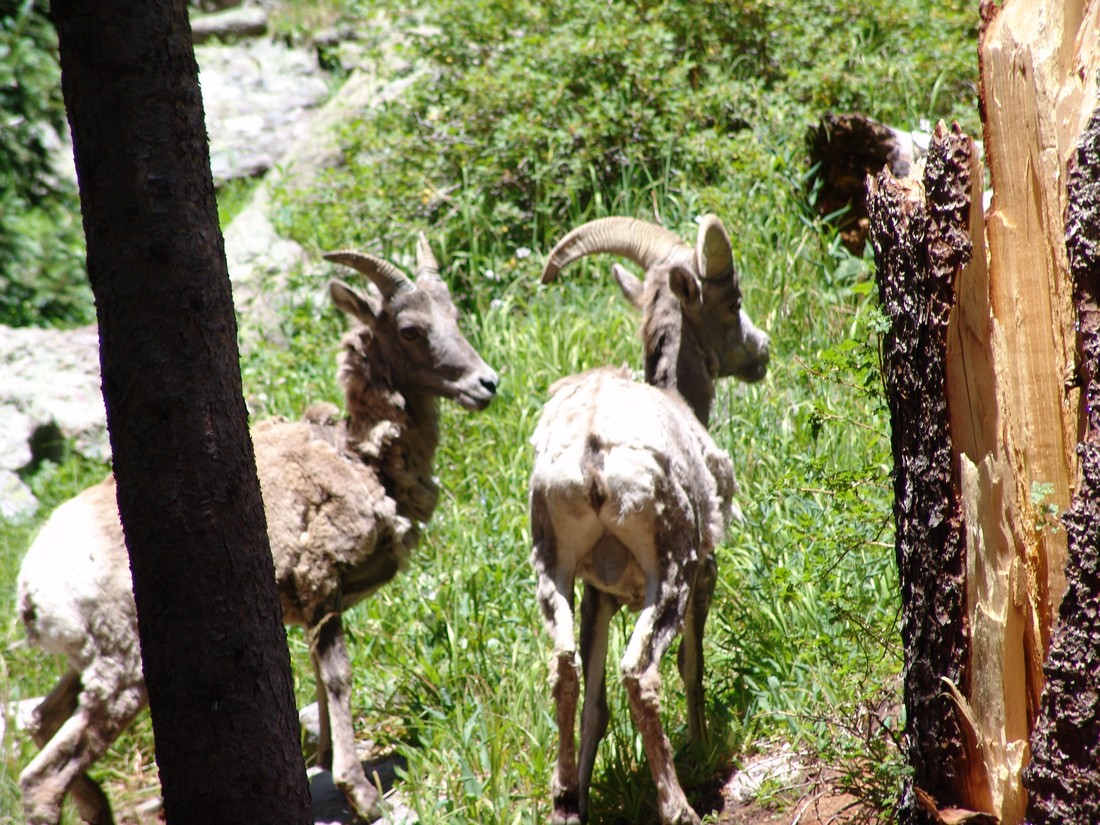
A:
15 241 497 825
530 214 767 825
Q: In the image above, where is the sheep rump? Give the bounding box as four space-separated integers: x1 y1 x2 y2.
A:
530 367 736 611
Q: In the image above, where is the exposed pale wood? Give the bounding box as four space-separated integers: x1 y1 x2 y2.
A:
1023 100 1100 824
939 1 1100 822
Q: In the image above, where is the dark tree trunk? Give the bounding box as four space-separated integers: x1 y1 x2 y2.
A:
1023 102 1100 824
867 123 976 824
51 1 311 822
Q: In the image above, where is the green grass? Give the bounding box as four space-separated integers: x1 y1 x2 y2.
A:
1 0 980 821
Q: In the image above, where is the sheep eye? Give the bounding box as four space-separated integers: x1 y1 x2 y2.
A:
399 327 420 341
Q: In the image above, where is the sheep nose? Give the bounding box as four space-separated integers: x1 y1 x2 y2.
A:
481 371 499 396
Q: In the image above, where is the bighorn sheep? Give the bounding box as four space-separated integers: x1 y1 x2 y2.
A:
529 215 769 824
16 235 499 825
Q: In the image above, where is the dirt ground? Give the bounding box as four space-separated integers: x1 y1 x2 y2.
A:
99 761 880 825
713 783 872 825
86 711 883 825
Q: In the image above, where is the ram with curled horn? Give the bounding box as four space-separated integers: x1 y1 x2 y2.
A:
529 214 769 824
15 233 498 825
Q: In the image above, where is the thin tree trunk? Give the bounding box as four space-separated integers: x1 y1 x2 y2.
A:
1023 101 1100 824
51 1 311 821
868 123 978 825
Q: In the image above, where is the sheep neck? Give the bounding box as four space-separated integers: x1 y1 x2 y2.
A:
642 283 714 426
338 336 442 525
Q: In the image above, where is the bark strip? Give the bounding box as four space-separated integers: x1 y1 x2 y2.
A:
868 123 976 824
1024 101 1100 825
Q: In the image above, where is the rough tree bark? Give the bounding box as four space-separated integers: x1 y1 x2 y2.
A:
51 1 311 821
868 124 981 825
867 1 1100 823
1023 100 1100 825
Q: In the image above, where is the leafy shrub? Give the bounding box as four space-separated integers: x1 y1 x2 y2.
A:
281 0 977 275
0 0 92 328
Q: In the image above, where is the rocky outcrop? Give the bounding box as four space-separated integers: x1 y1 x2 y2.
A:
1 8 414 519
0 324 106 520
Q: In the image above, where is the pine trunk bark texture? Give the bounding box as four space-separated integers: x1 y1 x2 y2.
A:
52 1 311 822
868 1 1100 823
1023 102 1100 824
868 124 978 825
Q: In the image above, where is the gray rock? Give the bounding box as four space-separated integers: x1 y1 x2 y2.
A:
0 324 106 520
196 37 330 184
191 6 269 44
224 21 422 336
0 324 107 461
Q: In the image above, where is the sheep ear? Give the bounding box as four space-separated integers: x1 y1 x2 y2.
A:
611 264 645 310
667 264 701 307
329 278 380 324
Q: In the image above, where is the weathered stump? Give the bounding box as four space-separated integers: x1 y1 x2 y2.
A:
1023 101 1100 825
868 122 979 825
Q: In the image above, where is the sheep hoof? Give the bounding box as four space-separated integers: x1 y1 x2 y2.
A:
662 806 701 825
551 794 582 825
344 784 382 823
551 810 582 825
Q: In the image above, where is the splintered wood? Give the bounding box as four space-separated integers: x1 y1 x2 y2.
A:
868 1 1100 823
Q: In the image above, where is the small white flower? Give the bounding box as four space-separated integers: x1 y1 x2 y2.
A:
515 246 532 259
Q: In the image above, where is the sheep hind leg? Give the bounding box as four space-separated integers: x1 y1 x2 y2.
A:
678 553 716 746
20 674 144 825
308 613 381 822
534 564 581 825
621 566 701 825
577 585 617 823
24 670 114 825
310 655 333 770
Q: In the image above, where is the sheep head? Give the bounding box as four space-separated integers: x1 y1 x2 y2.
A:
324 235 499 411
541 215 770 386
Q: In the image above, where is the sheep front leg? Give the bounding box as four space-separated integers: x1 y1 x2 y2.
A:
310 654 333 770
577 584 617 822
678 553 716 746
308 613 381 822
621 566 700 825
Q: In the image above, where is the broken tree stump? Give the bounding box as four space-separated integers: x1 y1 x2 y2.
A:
866 1 1100 822
1023 100 1100 825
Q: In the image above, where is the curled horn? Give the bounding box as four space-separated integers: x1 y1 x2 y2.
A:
694 214 735 281
415 232 442 280
541 217 690 283
323 250 415 299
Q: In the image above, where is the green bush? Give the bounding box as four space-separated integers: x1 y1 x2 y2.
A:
0 0 91 328
281 0 977 272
